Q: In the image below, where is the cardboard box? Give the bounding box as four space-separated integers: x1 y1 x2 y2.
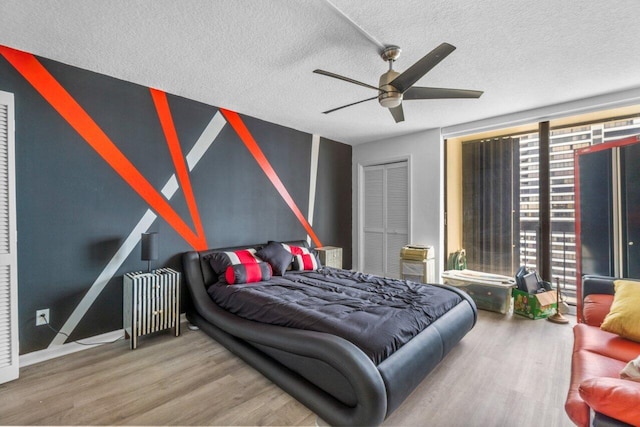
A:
513 289 557 319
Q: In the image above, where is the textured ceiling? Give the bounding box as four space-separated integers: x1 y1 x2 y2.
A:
2 0 640 144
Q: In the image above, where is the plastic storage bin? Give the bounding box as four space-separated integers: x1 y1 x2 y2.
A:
442 269 516 314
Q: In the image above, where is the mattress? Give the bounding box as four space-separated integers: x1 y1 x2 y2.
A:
208 267 463 364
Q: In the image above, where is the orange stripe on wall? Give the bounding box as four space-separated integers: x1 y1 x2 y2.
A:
220 109 323 248
0 45 207 250
150 88 207 248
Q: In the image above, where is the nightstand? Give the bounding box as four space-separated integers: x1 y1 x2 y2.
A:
123 268 181 349
316 246 343 269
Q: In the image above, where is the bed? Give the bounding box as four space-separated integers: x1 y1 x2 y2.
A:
182 241 477 426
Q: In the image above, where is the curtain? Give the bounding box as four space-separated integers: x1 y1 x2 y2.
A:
462 137 519 276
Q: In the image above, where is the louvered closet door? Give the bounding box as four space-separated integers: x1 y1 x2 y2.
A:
0 91 18 384
385 162 409 278
363 165 385 275
362 161 409 278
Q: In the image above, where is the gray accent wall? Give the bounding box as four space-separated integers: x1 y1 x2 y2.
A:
0 48 352 354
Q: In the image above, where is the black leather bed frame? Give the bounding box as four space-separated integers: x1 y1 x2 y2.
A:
182 241 477 426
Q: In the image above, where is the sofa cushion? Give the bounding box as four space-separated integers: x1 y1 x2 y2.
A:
579 377 640 427
583 294 614 327
565 326 632 427
601 279 640 342
574 323 640 363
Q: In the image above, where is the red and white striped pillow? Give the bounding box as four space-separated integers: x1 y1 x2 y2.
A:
280 243 309 257
207 248 265 283
225 261 272 284
292 253 320 271
281 244 321 271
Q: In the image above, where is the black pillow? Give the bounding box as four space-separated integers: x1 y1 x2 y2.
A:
256 241 293 276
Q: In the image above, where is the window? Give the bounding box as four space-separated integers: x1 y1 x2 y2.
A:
453 112 640 304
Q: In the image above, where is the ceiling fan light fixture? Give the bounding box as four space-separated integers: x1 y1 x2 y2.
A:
378 92 402 108
378 68 402 108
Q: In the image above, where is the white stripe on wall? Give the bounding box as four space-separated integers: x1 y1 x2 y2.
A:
49 111 227 347
186 113 227 171
49 211 157 346
306 134 320 246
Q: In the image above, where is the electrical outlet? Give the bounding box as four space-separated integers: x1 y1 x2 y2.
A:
36 309 49 326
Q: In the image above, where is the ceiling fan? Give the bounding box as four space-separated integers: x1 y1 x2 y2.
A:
313 43 483 123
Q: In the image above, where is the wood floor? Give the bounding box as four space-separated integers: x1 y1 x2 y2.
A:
0 310 576 426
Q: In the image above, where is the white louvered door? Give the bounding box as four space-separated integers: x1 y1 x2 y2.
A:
0 90 18 384
362 161 409 278
385 162 409 278
363 165 385 275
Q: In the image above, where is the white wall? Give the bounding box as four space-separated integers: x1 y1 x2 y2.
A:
350 88 640 284
352 128 444 280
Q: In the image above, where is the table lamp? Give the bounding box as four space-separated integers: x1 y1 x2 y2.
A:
141 232 158 272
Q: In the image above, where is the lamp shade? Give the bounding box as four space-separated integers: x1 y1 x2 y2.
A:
141 232 159 261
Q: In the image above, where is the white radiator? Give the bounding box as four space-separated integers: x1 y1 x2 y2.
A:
123 268 180 349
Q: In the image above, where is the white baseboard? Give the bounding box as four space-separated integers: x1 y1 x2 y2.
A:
19 329 125 368
20 314 189 368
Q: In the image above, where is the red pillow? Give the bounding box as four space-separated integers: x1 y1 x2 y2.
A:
281 244 322 271
579 377 640 426
225 262 272 284
207 249 262 282
281 243 309 256
292 253 319 271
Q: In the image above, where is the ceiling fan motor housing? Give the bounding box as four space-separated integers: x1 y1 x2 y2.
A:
378 69 402 108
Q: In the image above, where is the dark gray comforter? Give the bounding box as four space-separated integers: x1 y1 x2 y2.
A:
208 267 463 364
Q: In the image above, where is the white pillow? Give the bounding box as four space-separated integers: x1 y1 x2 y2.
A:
621 355 640 382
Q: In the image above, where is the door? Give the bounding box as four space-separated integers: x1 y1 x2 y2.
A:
578 148 615 277
362 161 409 278
0 90 18 384
576 136 640 282
621 142 640 277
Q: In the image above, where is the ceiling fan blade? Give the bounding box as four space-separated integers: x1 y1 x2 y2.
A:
389 104 405 123
403 86 484 100
314 69 382 92
322 96 378 114
390 43 456 93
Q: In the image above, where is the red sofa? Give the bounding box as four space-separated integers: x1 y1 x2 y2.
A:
565 276 640 427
